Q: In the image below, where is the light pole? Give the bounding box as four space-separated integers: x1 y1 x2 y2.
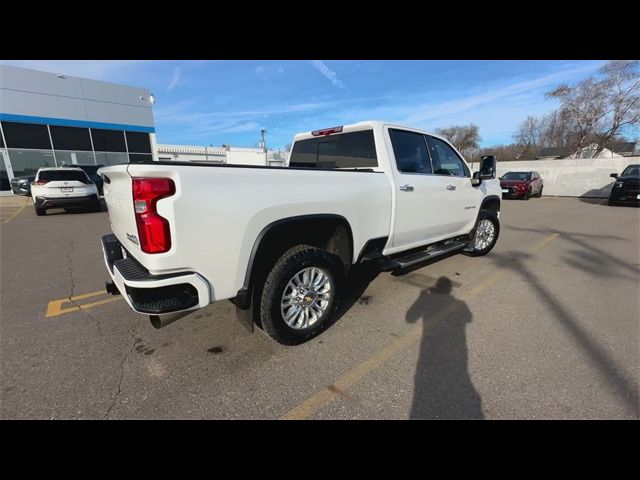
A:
261 129 267 165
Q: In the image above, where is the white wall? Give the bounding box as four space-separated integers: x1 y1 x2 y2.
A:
496 156 639 198
156 144 288 166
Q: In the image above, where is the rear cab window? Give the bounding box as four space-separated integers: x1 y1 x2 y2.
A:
289 130 377 169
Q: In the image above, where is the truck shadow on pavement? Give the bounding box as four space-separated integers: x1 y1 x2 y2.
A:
405 277 483 419
332 263 381 324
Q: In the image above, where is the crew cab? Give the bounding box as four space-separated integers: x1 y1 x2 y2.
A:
500 171 543 199
99 121 501 344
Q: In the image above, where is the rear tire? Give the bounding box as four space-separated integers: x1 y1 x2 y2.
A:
537 186 543 197
464 210 500 257
259 244 342 345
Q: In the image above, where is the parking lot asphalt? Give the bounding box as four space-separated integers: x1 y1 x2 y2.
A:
1 196 638 419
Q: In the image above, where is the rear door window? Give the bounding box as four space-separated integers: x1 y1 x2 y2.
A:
389 129 432 174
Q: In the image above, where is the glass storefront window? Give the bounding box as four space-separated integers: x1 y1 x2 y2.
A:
92 129 126 152
129 153 152 163
125 131 152 153
7 149 57 177
55 151 97 166
1 151 10 191
94 152 129 166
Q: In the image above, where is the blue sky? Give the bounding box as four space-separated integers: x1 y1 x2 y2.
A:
1 60 609 149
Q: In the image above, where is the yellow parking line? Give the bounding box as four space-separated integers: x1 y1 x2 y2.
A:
45 290 123 318
281 232 561 420
2 198 29 224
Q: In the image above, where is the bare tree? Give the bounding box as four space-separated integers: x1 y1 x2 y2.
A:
513 116 542 147
435 124 481 158
476 143 533 162
546 60 639 156
594 60 640 152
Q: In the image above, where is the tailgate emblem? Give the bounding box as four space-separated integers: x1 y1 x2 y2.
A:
126 233 139 245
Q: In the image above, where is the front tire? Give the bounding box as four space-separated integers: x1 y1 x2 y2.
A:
464 211 500 257
523 189 531 200
35 206 45 216
259 245 342 345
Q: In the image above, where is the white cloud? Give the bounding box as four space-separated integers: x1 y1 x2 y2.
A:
255 65 266 75
167 67 181 91
223 122 260 133
310 60 345 89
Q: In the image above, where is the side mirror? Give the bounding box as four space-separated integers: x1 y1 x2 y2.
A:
480 155 496 179
610 173 618 178
471 171 482 186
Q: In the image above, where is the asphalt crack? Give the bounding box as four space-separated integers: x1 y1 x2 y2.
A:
104 316 141 419
65 240 104 337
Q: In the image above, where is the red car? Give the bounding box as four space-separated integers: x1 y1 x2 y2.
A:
500 171 543 200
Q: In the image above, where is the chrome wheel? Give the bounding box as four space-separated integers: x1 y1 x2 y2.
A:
280 267 332 330
474 219 496 251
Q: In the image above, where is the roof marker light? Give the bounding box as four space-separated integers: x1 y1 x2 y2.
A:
311 126 343 137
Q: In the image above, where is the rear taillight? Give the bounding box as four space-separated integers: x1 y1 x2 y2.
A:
33 180 49 186
132 178 176 254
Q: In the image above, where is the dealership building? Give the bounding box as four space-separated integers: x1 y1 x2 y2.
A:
0 64 158 195
0 64 289 195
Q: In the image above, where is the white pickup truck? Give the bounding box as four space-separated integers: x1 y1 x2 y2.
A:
99 121 501 344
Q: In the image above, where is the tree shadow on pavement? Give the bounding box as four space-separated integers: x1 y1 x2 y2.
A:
406 276 483 419
490 250 640 418
508 225 639 280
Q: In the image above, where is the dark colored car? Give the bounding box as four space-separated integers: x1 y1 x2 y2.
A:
71 164 104 195
10 175 36 196
608 164 640 206
500 171 543 200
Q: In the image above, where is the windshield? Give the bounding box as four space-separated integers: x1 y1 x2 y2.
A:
502 172 531 181
621 165 640 177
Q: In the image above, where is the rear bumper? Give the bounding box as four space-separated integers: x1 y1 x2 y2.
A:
101 234 211 315
35 194 98 209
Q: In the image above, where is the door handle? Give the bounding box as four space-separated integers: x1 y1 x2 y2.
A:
399 184 414 192
446 184 456 190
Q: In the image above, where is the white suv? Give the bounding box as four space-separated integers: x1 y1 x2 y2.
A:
31 167 100 216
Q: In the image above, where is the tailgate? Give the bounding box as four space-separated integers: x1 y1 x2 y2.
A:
99 165 141 253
